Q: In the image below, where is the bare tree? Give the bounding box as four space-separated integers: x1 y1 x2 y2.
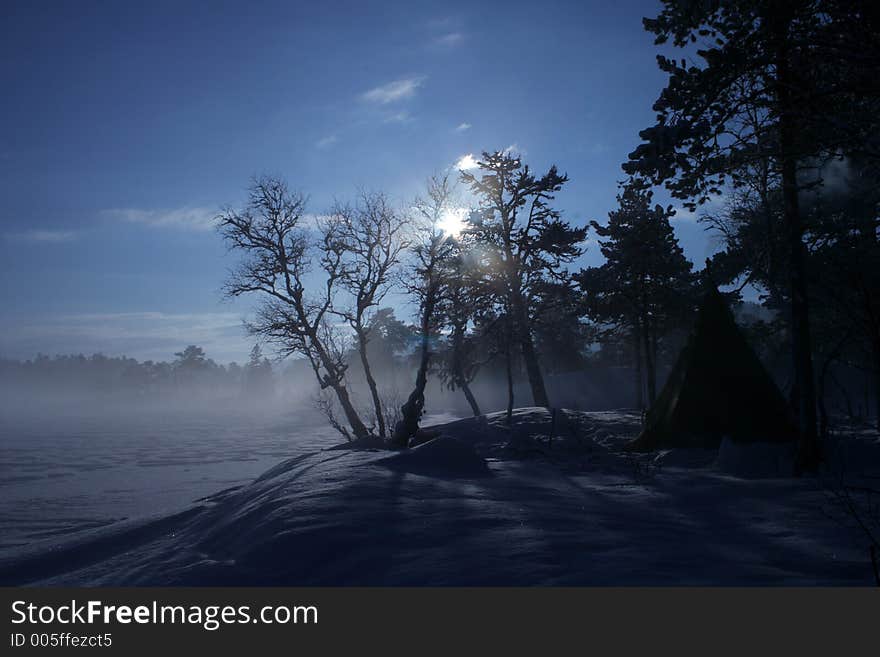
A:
327 191 408 438
218 176 370 440
390 174 458 447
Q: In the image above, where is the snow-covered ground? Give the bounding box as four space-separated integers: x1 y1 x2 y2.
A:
1 408 878 585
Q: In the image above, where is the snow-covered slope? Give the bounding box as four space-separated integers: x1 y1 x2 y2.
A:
1 409 876 585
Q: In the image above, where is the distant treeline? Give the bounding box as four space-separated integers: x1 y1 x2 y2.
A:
0 344 275 404
9 299 867 425
0 303 672 411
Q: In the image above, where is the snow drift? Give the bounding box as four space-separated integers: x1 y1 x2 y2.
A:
0 409 876 586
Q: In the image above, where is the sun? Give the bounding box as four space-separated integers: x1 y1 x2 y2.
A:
437 208 468 238
455 153 479 170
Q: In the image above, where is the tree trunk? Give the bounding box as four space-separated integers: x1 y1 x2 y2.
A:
511 288 549 407
505 337 515 426
331 382 370 441
520 334 548 407
451 325 481 416
829 372 854 421
461 381 481 416
818 354 833 440
776 30 820 473
357 330 386 438
782 167 820 471
391 294 437 448
309 331 371 441
651 326 659 403
874 340 880 433
390 331 429 448
634 327 644 410
642 316 657 406
819 334 852 438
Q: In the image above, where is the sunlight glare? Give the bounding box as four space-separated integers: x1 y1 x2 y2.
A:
455 154 478 170
437 207 468 237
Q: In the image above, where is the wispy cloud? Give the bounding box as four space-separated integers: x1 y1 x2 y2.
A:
105 206 218 231
383 111 412 124
299 213 329 232
316 134 338 149
452 146 523 172
360 76 426 104
7 229 77 243
503 143 523 157
453 122 472 133
434 32 463 47
59 311 237 324
455 154 479 171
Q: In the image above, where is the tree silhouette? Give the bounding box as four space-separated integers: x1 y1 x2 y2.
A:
391 174 458 447
244 344 274 399
174 345 207 368
578 180 694 407
460 150 587 409
621 1 880 470
327 191 407 438
434 245 493 417
218 175 370 440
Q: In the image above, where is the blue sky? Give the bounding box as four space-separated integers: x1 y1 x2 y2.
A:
0 0 724 363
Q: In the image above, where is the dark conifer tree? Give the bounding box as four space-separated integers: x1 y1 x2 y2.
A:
461 150 587 408
578 180 694 407
622 0 880 469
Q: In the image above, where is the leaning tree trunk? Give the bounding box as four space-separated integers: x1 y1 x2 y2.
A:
312 333 370 441
390 293 437 448
330 381 370 441
451 325 481 416
357 330 386 438
390 329 430 447
511 289 550 407
461 381 481 417
777 33 820 473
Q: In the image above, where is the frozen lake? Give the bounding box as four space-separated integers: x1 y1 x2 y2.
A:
0 406 463 556
0 407 346 554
